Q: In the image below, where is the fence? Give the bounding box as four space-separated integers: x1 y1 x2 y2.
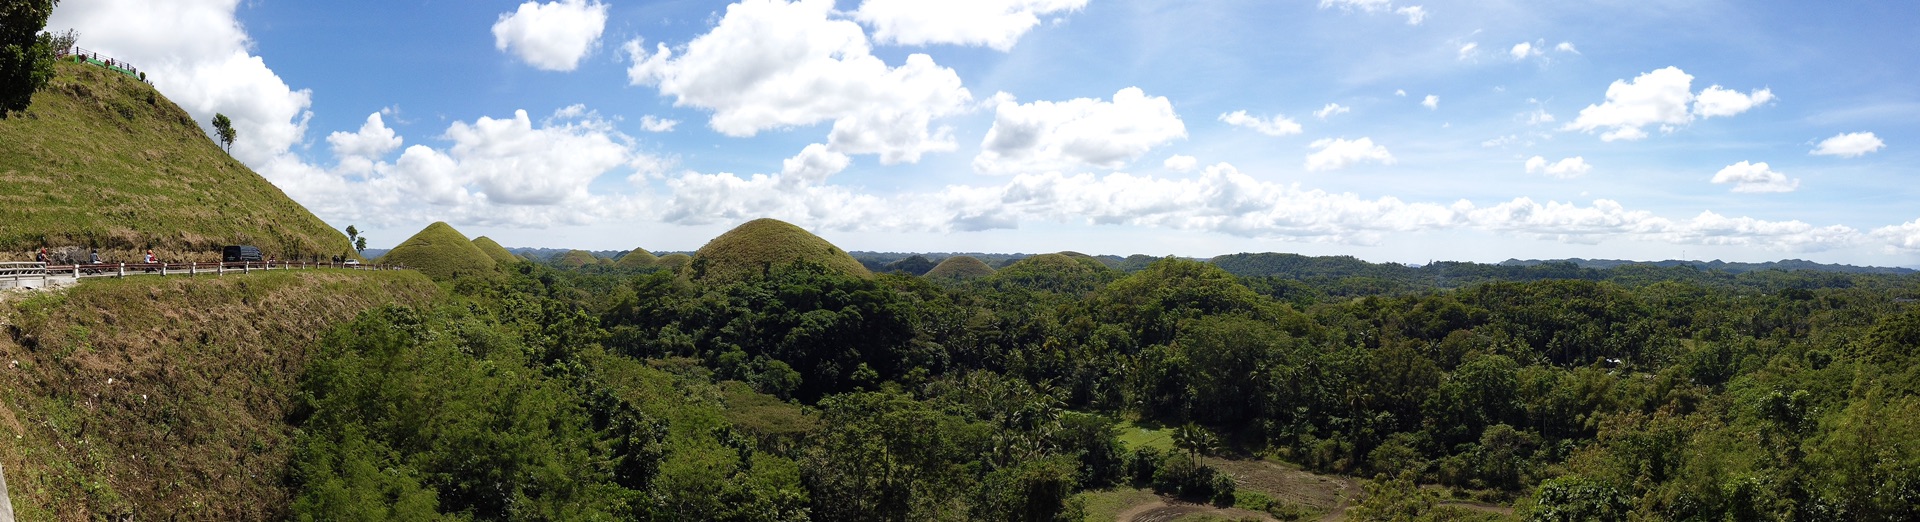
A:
0 260 406 291
55 46 146 83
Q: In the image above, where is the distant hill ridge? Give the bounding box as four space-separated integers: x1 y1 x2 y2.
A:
1499 257 1915 275
0 60 357 262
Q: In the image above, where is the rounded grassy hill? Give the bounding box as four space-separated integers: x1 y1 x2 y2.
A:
657 253 692 272
691 218 870 282
555 249 599 269
924 255 996 280
615 247 658 268
378 222 495 279
988 252 1116 293
471 236 520 264
0 60 357 262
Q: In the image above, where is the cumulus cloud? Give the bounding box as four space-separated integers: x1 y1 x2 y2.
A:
974 88 1188 173
1711 161 1798 193
491 0 610 72
327 113 403 176
1811 131 1885 157
1555 42 1578 54
1509 42 1540 60
1395 6 1427 24
1163 154 1198 172
781 143 852 183
1220 110 1304 136
853 0 1087 51
626 0 972 164
639 115 680 132
1524 156 1591 178
1693 85 1775 118
1314 103 1351 120
1422 95 1439 110
1565 66 1774 141
1306 137 1395 172
1874 218 1920 252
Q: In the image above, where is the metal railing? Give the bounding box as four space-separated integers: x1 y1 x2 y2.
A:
0 260 406 290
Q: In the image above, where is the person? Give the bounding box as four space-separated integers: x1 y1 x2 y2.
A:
144 250 157 264
35 248 47 263
89 249 101 264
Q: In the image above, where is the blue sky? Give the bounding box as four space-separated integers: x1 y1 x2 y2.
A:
47 0 1920 266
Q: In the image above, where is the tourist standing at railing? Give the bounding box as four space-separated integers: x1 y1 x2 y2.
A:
144 250 157 264
90 250 101 264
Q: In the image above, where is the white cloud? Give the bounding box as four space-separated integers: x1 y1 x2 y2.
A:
781 143 852 183
1564 66 1694 141
1874 218 1920 252
1457 42 1478 60
1164 155 1198 172
1219 110 1303 136
1314 103 1351 120
327 113 403 176
639 115 679 132
1306 137 1395 172
625 0 972 164
1526 108 1556 125
975 88 1189 173
1693 85 1775 118
1509 41 1540 60
853 0 1087 52
1811 131 1886 157
1319 0 1393 12
1711 161 1798 193
1395 89 1407 97
1524 156 1591 178
1422 95 1439 110
491 0 610 72
1395 6 1427 25
1565 67 1775 141
441 108 638 205
1555 42 1579 54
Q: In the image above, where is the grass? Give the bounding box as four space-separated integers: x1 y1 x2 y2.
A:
377 221 496 280
1075 487 1162 521
0 61 357 263
924 255 995 279
470 236 520 264
690 218 871 283
1117 420 1175 452
615 247 658 268
0 270 438 520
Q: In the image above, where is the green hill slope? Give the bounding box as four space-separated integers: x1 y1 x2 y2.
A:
378 222 495 279
0 60 356 263
555 249 599 268
691 218 870 282
924 255 995 279
615 247 658 268
471 236 520 264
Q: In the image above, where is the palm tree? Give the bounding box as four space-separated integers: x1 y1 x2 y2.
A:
1171 423 1218 467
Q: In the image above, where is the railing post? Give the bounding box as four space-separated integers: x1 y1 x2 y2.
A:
118 263 125 278
160 263 167 276
190 262 196 276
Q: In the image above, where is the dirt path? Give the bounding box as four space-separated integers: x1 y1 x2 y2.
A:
1115 499 1279 522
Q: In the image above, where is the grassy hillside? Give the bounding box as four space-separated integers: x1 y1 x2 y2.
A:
378 222 495 280
0 270 438 520
0 60 357 263
657 252 692 272
924 255 995 279
690 218 870 282
614 247 657 268
555 249 599 269
470 236 520 264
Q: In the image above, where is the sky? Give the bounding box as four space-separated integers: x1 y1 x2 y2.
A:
45 0 1920 266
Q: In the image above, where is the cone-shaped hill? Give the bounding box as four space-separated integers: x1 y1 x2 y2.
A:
691 218 870 282
657 253 692 272
378 222 495 279
555 249 599 268
925 255 996 280
0 60 356 262
471 236 520 264
615 247 658 268
988 252 1116 293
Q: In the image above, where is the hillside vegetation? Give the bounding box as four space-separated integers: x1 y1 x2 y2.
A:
470 236 520 264
378 222 495 280
0 61 355 262
925 255 995 279
690 218 870 282
0 270 438 520
615 247 658 268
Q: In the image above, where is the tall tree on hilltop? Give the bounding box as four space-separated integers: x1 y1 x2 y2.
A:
212 113 237 152
0 0 61 118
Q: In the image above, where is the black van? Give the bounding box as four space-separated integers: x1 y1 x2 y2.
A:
222 245 264 262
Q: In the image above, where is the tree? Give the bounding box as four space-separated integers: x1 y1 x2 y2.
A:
1 0 61 118
212 113 237 151
345 226 367 254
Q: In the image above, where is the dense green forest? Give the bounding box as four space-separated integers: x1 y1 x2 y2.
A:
287 253 1920 520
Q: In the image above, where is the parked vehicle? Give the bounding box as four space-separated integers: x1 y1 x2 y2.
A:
222 245 264 262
